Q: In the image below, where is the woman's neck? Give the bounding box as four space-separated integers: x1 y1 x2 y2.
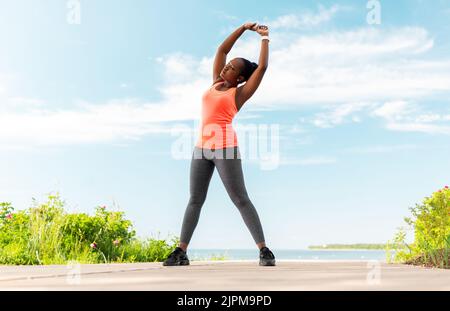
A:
222 80 235 88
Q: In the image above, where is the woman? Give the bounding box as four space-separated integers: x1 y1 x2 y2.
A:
163 22 275 266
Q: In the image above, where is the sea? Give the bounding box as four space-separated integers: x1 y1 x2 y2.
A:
188 249 389 261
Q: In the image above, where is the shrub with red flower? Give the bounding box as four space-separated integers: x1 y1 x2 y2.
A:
391 185 450 268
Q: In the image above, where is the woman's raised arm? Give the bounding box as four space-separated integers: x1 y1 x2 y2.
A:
219 23 256 53
235 25 269 110
213 22 257 82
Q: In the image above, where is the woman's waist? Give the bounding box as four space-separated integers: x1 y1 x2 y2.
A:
198 121 236 130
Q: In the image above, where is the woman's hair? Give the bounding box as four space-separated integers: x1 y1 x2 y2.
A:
238 58 258 82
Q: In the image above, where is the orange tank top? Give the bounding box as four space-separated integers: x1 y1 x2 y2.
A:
195 80 239 149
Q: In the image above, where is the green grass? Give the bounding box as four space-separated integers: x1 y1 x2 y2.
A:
3 186 448 267
208 254 229 260
0 193 179 265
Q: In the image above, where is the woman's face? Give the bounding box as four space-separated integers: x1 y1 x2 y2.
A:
220 58 244 85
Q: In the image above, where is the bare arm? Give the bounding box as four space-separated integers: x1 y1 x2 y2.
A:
256 36 269 69
213 23 257 82
236 25 269 110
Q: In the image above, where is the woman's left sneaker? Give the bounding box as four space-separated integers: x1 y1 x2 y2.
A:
162 247 190 266
259 247 276 266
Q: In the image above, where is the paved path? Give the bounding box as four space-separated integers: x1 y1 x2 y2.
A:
1 260 449 290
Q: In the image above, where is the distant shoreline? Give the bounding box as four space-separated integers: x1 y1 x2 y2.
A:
308 244 390 250
187 248 388 261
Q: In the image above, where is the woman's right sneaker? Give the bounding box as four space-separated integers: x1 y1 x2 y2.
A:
162 247 190 266
259 246 276 266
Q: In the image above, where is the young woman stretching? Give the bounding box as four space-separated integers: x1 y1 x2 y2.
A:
163 22 275 266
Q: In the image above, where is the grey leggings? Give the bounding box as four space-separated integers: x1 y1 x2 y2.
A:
179 146 266 245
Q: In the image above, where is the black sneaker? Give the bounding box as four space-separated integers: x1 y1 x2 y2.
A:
259 247 276 266
162 247 190 266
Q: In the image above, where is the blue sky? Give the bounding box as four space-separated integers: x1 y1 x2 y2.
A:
1 0 449 249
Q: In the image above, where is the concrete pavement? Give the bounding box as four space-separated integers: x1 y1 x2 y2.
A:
1 260 449 290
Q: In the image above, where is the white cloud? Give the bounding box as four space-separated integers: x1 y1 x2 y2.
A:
3 6 450 147
312 102 375 128
384 122 450 135
0 96 203 147
371 100 416 121
304 99 450 133
0 74 261 148
219 4 343 35
385 122 450 135
159 52 200 82
370 100 450 135
279 156 337 166
341 144 419 154
3 97 45 110
269 4 343 29
211 10 238 21
414 113 443 122
288 124 308 134
246 27 447 109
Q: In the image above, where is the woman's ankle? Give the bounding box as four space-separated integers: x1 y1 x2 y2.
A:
257 242 267 250
179 243 188 252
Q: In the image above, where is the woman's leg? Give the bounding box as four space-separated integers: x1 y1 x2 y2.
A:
213 147 266 249
179 147 215 251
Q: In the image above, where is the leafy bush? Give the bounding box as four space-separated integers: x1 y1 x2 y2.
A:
387 186 450 268
0 193 179 265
